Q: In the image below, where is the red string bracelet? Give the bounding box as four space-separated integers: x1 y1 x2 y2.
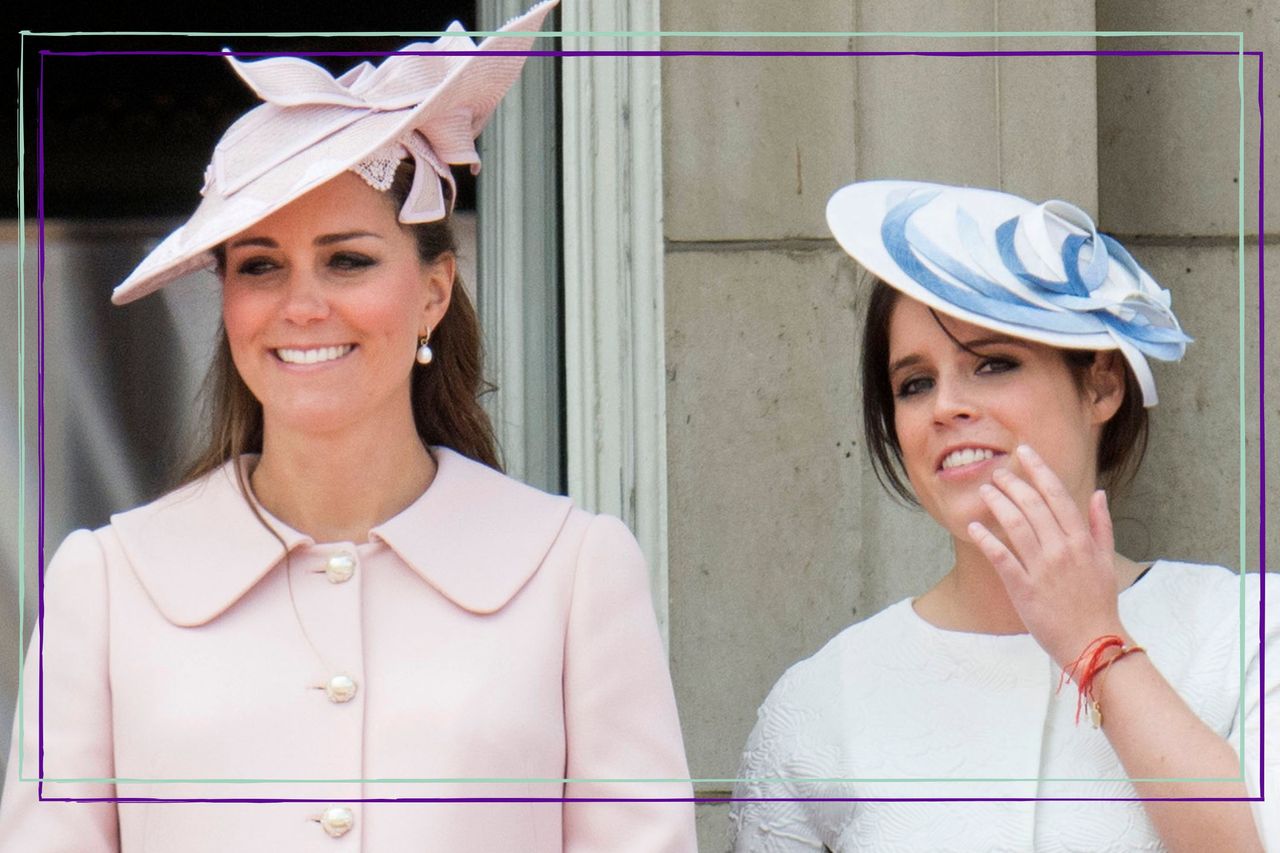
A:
1057 635 1145 727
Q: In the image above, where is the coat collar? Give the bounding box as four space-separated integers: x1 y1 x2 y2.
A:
111 448 574 627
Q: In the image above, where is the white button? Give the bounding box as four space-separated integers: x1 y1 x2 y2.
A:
320 806 354 838
325 675 357 703
325 552 356 583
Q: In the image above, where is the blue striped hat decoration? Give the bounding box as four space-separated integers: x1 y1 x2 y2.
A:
826 180 1190 406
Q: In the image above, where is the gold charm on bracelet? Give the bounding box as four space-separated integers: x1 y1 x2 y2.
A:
1085 644 1145 730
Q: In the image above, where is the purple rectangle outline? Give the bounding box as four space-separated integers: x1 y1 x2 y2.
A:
30 46 1265 805
36 48 1264 59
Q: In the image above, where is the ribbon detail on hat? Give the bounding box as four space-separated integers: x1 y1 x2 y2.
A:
880 187 1190 402
206 23 502 220
824 179 1194 406
110 0 557 306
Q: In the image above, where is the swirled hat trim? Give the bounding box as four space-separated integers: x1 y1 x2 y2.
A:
826 180 1190 406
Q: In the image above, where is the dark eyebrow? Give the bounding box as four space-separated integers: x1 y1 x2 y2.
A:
226 235 277 250
315 231 381 246
888 337 1032 376
888 354 924 376
225 231 382 251
955 335 1032 351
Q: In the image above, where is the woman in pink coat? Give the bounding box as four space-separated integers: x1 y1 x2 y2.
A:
0 4 696 849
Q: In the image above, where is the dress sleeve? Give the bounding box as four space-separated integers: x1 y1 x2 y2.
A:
728 673 831 853
560 514 697 852
0 529 120 852
1234 573 1280 849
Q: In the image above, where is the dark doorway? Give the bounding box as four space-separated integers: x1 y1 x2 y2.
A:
17 8 478 221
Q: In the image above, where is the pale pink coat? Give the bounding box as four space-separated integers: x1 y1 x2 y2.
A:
0 448 696 851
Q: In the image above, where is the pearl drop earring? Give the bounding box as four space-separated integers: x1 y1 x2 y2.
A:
416 329 434 365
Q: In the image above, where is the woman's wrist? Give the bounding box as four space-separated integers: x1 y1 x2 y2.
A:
1086 643 1148 727
1057 633 1145 728
1049 622 1131 671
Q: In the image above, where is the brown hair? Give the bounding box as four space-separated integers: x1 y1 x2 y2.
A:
178 160 501 487
861 278 1148 506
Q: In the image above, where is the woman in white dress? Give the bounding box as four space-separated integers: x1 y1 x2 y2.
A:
729 181 1275 852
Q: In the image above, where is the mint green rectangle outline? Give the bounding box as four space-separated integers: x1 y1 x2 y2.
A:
12 29 1258 792
14 30 29 783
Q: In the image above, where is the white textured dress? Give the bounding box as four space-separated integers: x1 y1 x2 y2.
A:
730 561 1277 852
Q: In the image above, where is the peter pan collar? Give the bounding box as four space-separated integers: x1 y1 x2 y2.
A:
110 447 574 627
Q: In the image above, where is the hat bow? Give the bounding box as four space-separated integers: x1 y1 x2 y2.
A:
207 25 487 219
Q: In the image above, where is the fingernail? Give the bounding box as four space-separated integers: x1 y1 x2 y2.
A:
967 522 984 539
1016 444 1035 461
979 484 997 498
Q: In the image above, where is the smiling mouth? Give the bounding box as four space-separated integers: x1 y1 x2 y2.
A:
939 447 1002 471
274 344 355 365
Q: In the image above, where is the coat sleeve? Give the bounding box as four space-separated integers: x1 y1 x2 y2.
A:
560 514 696 852
0 529 120 852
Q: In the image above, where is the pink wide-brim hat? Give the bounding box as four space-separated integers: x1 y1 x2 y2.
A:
112 0 557 305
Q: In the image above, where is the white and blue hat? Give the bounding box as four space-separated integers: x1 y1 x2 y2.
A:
826 180 1190 406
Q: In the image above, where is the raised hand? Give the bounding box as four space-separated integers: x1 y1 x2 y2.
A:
966 443 1129 668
